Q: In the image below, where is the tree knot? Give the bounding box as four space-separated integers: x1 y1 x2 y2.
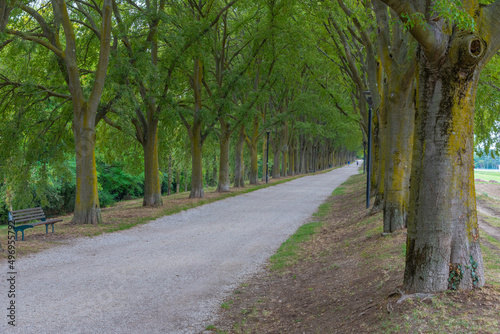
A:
449 32 486 70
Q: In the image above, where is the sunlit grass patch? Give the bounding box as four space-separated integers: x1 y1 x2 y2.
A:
475 170 500 183
313 202 331 218
269 221 321 271
483 215 500 229
356 211 383 227
332 186 345 196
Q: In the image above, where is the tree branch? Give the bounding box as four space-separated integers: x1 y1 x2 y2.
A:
5 29 63 58
377 0 441 57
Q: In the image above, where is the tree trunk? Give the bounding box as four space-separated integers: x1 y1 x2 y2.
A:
281 149 288 177
142 129 163 206
176 168 180 193
294 136 299 174
234 124 245 187
281 123 288 177
211 158 217 187
262 133 268 182
299 135 306 173
167 154 172 196
404 38 485 293
189 122 204 198
246 116 260 185
217 120 231 192
72 112 102 224
58 0 112 224
272 134 280 179
383 80 415 232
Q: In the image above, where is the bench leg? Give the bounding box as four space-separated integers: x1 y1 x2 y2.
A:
46 223 55 234
15 230 26 241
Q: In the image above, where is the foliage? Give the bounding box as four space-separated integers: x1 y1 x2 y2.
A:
431 0 476 31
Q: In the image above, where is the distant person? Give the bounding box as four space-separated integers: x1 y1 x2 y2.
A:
357 161 359 165
348 160 350 166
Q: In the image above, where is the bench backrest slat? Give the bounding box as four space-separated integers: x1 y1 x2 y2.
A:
11 207 46 223
12 207 43 214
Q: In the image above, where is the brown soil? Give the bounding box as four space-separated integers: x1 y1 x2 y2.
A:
207 174 500 334
476 181 500 200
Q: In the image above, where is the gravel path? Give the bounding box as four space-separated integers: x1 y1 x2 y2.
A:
1 166 358 333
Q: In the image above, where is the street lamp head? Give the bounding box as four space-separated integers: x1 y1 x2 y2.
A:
266 129 270 134
363 91 373 108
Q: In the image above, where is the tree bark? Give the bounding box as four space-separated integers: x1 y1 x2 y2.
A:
234 124 245 187
189 122 204 198
72 108 102 224
217 121 231 192
245 116 260 185
142 129 163 206
382 87 414 232
167 154 172 196
372 0 415 232
299 135 306 173
55 0 112 224
176 168 180 193
404 34 486 293
272 133 280 178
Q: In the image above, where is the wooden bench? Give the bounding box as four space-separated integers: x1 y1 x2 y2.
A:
8 207 63 241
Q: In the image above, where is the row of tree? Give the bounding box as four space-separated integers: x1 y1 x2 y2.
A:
0 1 360 223
3 0 500 296
335 0 500 294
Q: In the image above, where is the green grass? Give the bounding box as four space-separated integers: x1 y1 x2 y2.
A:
332 186 345 196
269 221 321 271
269 175 352 272
483 216 500 229
313 202 331 218
356 212 383 227
221 300 234 310
475 170 500 182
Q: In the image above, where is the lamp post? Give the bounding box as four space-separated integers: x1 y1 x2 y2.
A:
266 129 270 184
363 91 373 209
362 140 366 174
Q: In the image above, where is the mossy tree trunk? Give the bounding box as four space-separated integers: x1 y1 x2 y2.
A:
57 0 112 224
272 132 280 178
381 0 500 292
405 42 484 292
180 59 206 199
373 0 415 232
217 119 231 192
189 121 204 198
176 168 180 193
112 1 165 207
73 109 102 224
11 0 112 224
141 116 163 206
245 116 260 185
234 124 246 187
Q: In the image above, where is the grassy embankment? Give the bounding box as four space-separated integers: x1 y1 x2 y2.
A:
208 172 500 333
